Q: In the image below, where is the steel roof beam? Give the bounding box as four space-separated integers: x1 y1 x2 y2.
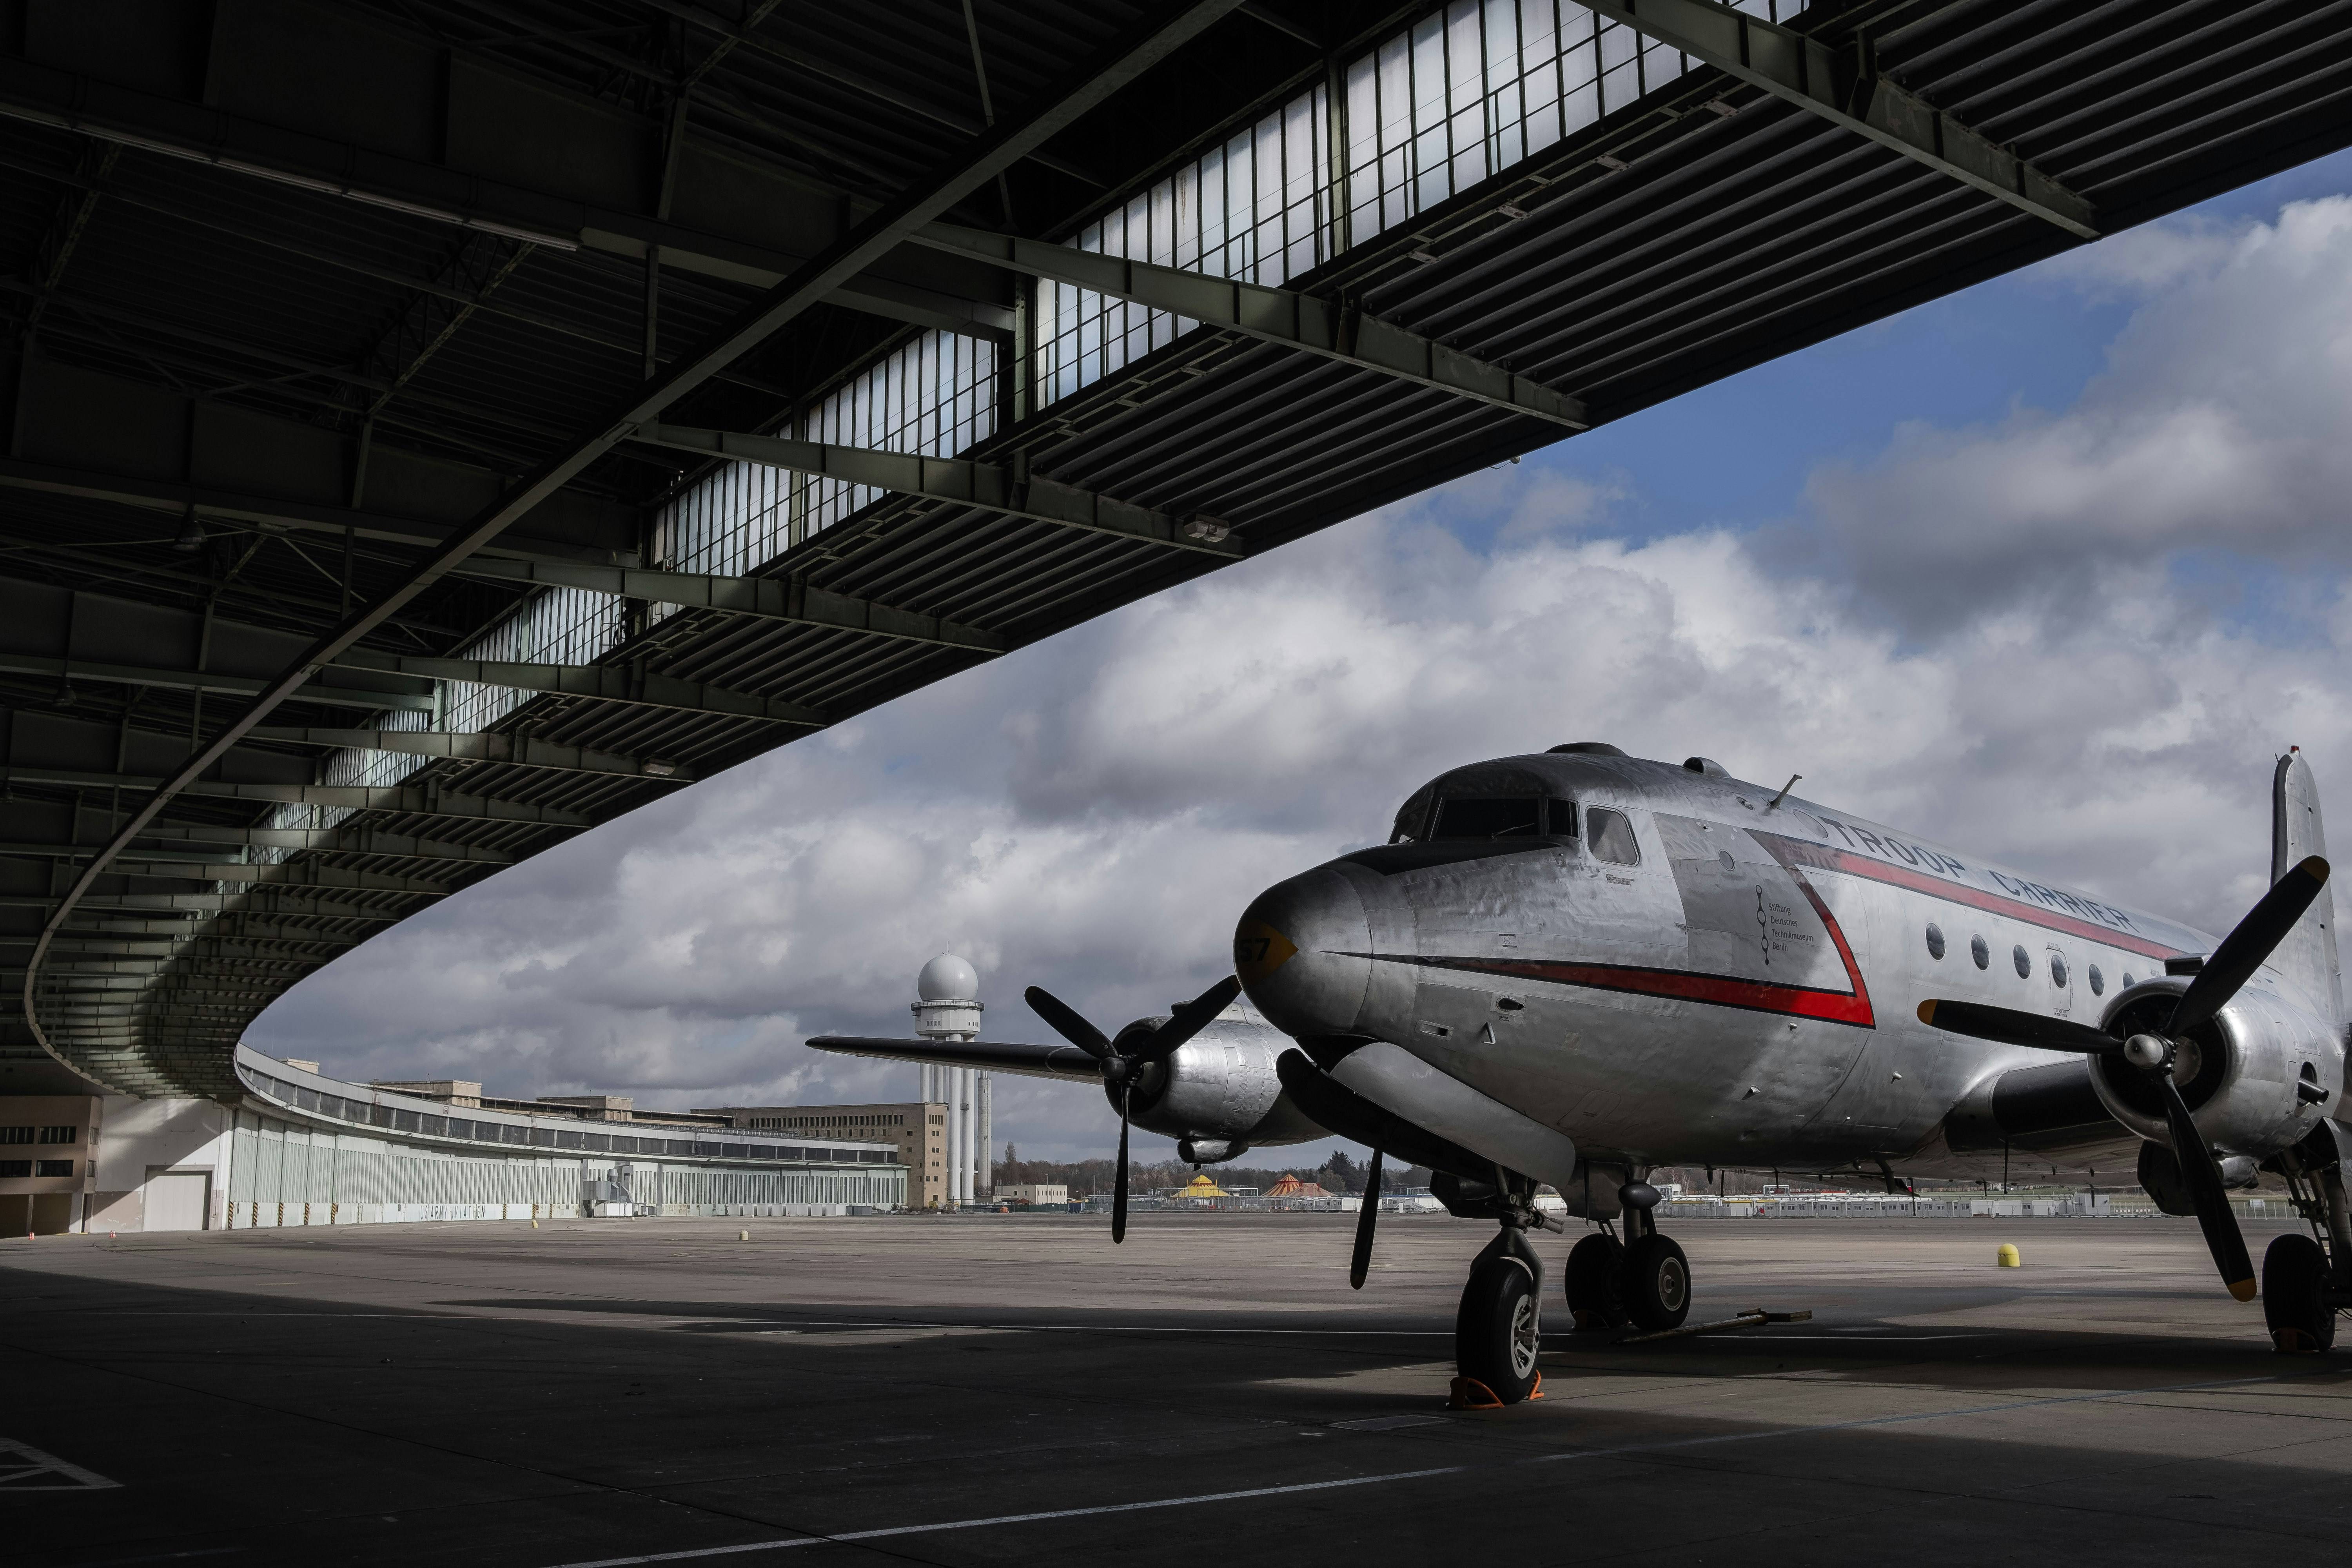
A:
0 455 633 568
0 58 1015 343
910 221 1591 430
83 859 456 896
322 650 830 729
0 831 508 869
446 558 1007 653
1574 0 2099 239
134 826 516 866
247 728 695 783
0 766 590 827
35 894 409 921
0 649 435 712
630 424 1245 557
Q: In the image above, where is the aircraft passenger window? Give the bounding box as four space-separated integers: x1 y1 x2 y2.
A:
1431 797 1543 840
1971 935 1989 970
1586 808 1640 865
2013 944 2031 978
1925 923 1945 960
2050 954 2069 988
1546 799 1579 838
2121 972 2136 989
2087 965 2104 996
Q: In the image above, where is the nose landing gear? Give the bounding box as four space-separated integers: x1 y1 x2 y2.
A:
1455 1225 1546 1404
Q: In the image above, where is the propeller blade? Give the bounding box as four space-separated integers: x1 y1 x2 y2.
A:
1349 1148 1383 1290
1133 975 1243 1063
2169 855 2330 1036
1026 985 1112 1060
2156 1069 2257 1301
1111 1093 1130 1245
1916 999 2123 1055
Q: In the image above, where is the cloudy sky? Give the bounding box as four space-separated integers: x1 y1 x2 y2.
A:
251 149 2352 1165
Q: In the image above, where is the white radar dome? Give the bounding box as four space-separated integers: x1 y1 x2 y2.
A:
916 953 980 1003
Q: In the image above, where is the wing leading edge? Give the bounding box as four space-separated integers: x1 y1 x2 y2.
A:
807 1036 1102 1083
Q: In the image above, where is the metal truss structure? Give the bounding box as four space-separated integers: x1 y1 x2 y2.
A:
0 0 2346 1098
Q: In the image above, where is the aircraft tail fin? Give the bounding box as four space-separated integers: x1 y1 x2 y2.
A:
2271 749 2342 1026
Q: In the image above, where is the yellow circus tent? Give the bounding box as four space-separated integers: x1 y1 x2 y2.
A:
1174 1173 1230 1201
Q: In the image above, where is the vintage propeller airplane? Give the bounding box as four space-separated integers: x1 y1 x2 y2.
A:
815 742 2349 1405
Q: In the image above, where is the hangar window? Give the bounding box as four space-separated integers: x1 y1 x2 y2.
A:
2013 944 2031 978
35 1160 71 1177
2087 965 2105 996
1587 808 1641 866
1971 935 1989 970
1432 798 1543 839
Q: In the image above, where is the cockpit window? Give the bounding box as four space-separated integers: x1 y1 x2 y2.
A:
1547 799 1578 838
1431 797 1542 840
1586 807 1641 865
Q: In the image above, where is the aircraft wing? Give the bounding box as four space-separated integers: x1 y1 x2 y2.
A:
806 1035 1102 1083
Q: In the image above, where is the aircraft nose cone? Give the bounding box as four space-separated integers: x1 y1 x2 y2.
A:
1235 865 1373 1039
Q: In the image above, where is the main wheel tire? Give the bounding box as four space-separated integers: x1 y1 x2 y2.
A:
1622 1232 1692 1332
2263 1233 2336 1355
1564 1232 1630 1331
1456 1255 1543 1404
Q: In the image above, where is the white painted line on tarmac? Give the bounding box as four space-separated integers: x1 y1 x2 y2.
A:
0 1436 122 1490
535 1368 2333 1568
541 1469 1467 1566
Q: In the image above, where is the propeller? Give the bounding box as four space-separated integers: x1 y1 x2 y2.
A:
1916 855 2328 1302
1350 1148 1383 1290
1025 974 1243 1244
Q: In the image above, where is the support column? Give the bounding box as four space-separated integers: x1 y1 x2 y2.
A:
944 1067 963 1208
977 1072 992 1199
958 1067 976 1205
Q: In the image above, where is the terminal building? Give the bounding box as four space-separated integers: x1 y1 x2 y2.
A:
699 1100 962 1210
0 1044 905 1234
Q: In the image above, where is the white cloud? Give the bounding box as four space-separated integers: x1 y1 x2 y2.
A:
1788 196 2352 635
251 190 2352 1167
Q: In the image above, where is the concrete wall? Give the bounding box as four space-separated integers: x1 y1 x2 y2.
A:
89 1095 235 1234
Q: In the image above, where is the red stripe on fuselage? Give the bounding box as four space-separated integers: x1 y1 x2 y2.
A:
1367 853 1877 1027
1385 953 1878 1025
1751 832 2183 962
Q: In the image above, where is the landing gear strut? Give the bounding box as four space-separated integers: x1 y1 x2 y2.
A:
1618 1198 1692 1333
1445 1171 1559 1406
2266 1124 2352 1354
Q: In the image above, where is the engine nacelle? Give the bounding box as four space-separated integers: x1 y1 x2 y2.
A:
1109 1022 1323 1154
2089 978 2338 1156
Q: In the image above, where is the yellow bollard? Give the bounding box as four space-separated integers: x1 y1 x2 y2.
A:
1996 1243 2021 1268
739 1230 750 1241
531 1218 539 1230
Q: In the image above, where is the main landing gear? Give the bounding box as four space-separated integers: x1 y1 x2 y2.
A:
2263 1124 2352 1354
1563 1183 1691 1336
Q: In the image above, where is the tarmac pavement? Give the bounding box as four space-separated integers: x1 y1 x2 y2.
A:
4 1210 2348 1566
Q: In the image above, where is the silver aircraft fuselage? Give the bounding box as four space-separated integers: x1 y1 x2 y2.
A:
1236 749 2341 1183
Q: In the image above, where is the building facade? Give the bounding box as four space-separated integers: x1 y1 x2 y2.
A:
699 1101 967 1209
0 1047 907 1234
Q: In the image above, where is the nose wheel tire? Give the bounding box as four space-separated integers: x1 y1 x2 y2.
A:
1564 1232 1630 1331
1456 1256 1543 1404
2263 1233 2337 1354
1622 1232 1691 1332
